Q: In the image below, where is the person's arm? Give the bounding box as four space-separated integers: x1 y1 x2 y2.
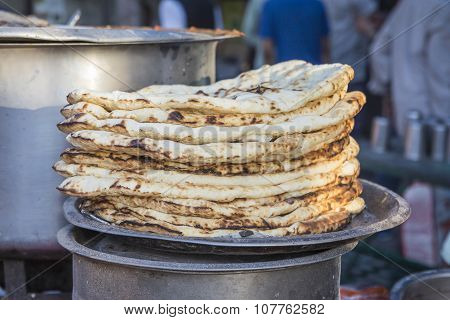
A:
213 1 224 29
158 0 187 28
321 37 330 64
367 10 393 97
353 0 377 38
262 39 275 65
242 0 259 47
259 1 275 64
355 15 376 38
319 2 330 63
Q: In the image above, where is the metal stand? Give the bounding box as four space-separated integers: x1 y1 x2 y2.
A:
1 259 72 300
2 259 27 300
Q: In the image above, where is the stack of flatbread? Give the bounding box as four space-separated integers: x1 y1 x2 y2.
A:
54 60 366 237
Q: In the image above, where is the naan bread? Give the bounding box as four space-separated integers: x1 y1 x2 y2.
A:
81 183 360 229
54 141 357 187
61 88 347 128
60 136 354 176
57 158 359 201
58 92 364 144
66 119 353 165
89 197 365 237
55 59 366 238
98 181 362 219
67 60 354 114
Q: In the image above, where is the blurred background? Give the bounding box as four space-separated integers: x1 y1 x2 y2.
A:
0 0 449 299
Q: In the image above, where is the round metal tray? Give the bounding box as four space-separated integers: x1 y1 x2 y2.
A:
63 180 410 254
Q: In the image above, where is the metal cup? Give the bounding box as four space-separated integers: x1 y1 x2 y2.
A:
406 110 422 122
431 122 447 162
404 110 422 137
404 120 425 161
370 116 390 153
423 116 440 156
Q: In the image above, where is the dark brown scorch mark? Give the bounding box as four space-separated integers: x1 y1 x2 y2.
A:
195 90 208 96
206 116 217 124
168 111 184 121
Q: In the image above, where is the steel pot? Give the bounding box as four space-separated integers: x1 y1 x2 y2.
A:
0 29 227 258
390 269 450 300
58 226 357 300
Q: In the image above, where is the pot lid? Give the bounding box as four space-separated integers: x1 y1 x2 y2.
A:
0 26 242 44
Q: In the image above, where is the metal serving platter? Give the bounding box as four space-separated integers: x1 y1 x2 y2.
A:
63 180 410 255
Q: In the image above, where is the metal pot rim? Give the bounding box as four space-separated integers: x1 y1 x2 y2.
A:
0 40 218 47
390 269 450 300
0 26 240 46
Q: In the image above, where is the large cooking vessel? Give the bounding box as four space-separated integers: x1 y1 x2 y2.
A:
390 269 450 300
59 226 357 300
0 27 231 258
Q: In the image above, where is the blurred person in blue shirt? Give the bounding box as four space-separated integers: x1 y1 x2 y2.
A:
260 0 330 64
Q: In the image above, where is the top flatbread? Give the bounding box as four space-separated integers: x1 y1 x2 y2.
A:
67 60 354 114
61 87 347 128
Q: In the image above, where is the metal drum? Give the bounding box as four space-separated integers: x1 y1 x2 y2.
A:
0 28 230 258
58 226 357 300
